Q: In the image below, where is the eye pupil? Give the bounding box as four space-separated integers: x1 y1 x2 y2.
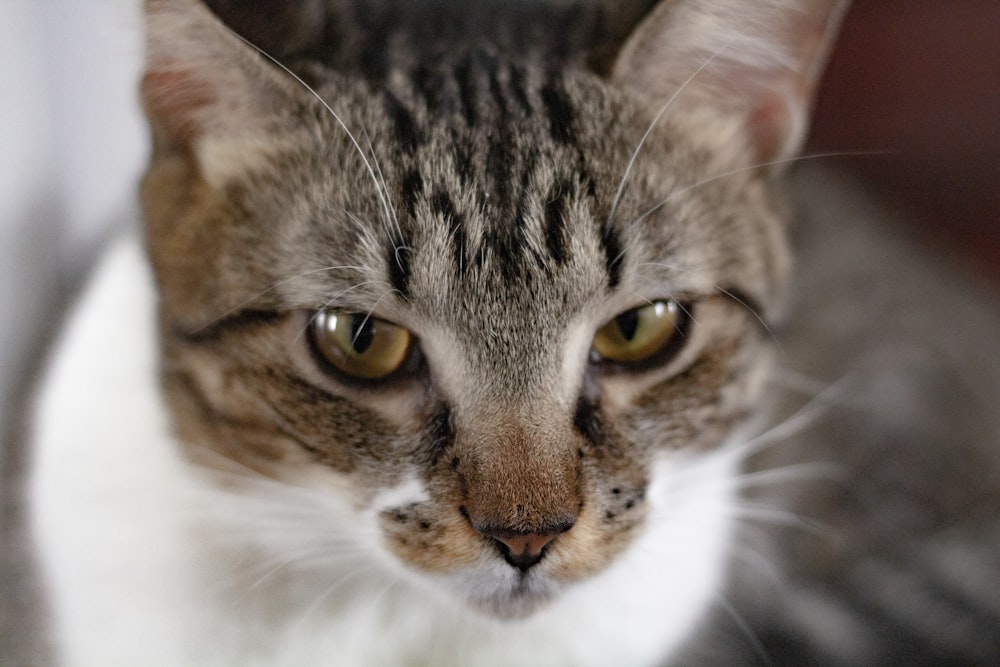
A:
614 310 640 341
591 299 689 368
350 315 375 354
310 310 414 381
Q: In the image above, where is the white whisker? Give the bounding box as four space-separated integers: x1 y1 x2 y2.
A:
606 37 738 229
729 373 853 460
289 562 381 630
287 279 395 351
713 593 775 667
726 502 828 534
731 462 843 490
221 27 397 246
195 263 373 332
363 128 404 246
633 259 783 351
234 548 341 606
630 150 886 230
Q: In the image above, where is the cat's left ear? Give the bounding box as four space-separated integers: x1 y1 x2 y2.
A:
611 0 850 164
141 0 323 183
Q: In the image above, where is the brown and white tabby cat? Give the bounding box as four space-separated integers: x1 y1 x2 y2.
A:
28 0 1000 665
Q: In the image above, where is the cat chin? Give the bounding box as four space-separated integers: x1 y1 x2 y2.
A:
469 593 554 620
460 573 562 620
378 547 564 621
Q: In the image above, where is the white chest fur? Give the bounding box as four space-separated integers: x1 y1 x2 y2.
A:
31 238 737 666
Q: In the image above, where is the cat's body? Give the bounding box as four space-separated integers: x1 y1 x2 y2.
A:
26 0 1000 665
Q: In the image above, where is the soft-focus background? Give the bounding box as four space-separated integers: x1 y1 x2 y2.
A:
1 0 145 461
810 0 1000 285
1 0 999 522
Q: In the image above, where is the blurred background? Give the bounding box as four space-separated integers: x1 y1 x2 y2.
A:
1 0 145 456
1 0 999 511
810 0 1000 285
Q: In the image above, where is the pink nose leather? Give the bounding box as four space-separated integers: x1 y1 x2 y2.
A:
484 525 573 572
496 532 557 560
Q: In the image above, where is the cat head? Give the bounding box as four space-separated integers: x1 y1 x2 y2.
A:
140 0 846 618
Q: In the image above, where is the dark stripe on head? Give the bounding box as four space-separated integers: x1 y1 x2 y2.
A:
451 128 475 186
431 189 467 275
388 242 412 300
383 91 421 153
425 402 456 467
486 135 513 203
540 75 575 144
431 188 459 223
453 53 480 128
601 222 624 288
485 56 510 123
485 228 523 284
508 64 533 117
400 169 424 217
544 181 571 265
513 152 535 232
413 62 456 116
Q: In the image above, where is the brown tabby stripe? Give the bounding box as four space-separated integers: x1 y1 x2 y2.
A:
374 45 609 284
175 310 282 343
506 64 534 117
601 222 625 289
453 54 481 128
430 189 467 275
382 90 421 154
423 402 456 467
399 169 424 216
387 241 413 300
540 75 576 145
544 179 572 265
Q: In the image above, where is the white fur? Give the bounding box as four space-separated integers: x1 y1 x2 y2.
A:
31 237 737 666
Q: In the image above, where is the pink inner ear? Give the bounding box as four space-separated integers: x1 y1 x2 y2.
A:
142 67 217 149
747 87 796 164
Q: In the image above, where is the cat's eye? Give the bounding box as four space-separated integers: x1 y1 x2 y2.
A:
310 310 414 380
592 300 688 366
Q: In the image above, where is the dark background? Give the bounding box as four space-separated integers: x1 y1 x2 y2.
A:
809 0 1000 285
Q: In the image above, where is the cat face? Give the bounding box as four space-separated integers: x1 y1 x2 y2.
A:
141 0 845 617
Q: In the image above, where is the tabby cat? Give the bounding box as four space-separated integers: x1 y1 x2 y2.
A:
29 0 1000 665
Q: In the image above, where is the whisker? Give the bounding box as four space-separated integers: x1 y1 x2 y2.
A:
605 37 738 229
725 502 828 534
632 260 782 351
234 548 342 605
289 561 381 629
713 593 775 667
221 27 397 246
630 150 887 230
194 263 373 333
363 127 404 246
767 368 836 396
716 285 783 355
729 373 853 460
724 537 783 584
287 279 394 351
347 287 402 348
730 461 843 490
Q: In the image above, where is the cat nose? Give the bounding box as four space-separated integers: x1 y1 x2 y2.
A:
479 522 575 572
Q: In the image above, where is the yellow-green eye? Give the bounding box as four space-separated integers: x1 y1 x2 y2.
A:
592 300 686 365
310 310 413 380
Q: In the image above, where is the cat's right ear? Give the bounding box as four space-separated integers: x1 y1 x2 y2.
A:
611 0 850 165
141 0 318 184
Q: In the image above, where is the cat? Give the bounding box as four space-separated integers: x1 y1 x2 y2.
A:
25 0 1000 665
